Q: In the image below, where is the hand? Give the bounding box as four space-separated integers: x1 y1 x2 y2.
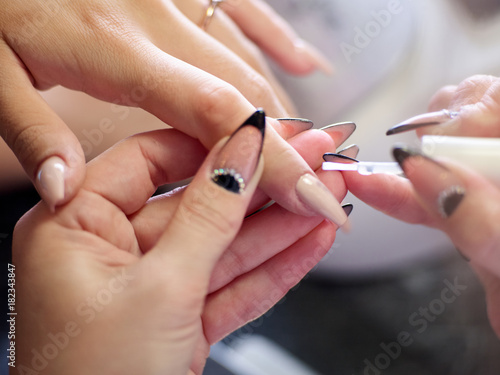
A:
0 0 332 218
15 120 347 374
342 74 500 337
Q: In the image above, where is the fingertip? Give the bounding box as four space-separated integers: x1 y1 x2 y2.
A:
35 147 86 211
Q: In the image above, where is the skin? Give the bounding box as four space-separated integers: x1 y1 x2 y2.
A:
0 0 330 217
14 126 347 375
343 74 500 337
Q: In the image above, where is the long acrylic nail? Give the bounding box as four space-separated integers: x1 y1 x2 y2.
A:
211 110 265 193
393 147 466 218
386 109 459 135
320 122 356 149
294 39 334 75
276 118 314 136
338 144 360 159
37 156 67 212
323 153 359 163
296 173 349 229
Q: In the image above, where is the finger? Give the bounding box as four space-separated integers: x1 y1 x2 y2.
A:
208 166 347 293
202 220 336 343
83 129 206 214
342 171 433 225
418 75 500 138
393 147 500 275
221 0 333 75
130 126 346 250
146 113 265 284
172 0 297 115
0 41 85 211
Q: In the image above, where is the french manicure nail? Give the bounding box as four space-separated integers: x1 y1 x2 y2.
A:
37 156 66 212
386 109 459 135
323 153 359 163
294 39 334 75
338 204 354 232
393 147 466 218
320 122 356 149
338 144 360 159
211 110 265 193
276 118 314 135
296 173 349 229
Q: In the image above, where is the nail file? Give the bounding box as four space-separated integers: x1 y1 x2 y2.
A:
322 161 403 176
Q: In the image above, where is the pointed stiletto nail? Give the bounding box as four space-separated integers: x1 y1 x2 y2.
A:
36 156 67 212
320 122 356 148
296 173 349 230
323 153 359 163
386 109 459 135
294 39 334 75
276 118 314 136
338 144 360 159
393 146 466 218
211 110 265 193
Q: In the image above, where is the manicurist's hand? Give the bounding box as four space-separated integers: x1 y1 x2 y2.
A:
14 112 348 375
342 74 500 338
0 0 334 220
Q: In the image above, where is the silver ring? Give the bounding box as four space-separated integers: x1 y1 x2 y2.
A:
200 0 224 30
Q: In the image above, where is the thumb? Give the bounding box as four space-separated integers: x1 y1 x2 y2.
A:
148 110 265 284
0 43 85 210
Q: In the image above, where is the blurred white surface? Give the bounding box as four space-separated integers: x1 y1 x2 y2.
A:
267 0 500 277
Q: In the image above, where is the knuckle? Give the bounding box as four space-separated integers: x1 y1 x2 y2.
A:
196 83 245 128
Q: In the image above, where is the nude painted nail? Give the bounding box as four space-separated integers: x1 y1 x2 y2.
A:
296 173 349 230
294 39 334 75
37 156 66 212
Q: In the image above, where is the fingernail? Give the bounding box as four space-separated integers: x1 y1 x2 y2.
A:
211 110 265 193
386 109 460 135
296 173 349 229
338 204 354 232
294 39 334 75
338 144 360 159
276 118 314 135
323 153 359 163
393 147 466 218
320 122 356 148
36 156 66 212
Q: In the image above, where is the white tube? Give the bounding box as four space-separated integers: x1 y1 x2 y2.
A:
421 135 500 186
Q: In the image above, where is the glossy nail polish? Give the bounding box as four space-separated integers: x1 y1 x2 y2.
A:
211 110 265 193
320 122 356 149
36 156 66 212
338 144 360 159
296 173 349 229
386 109 459 135
393 147 466 218
323 153 359 163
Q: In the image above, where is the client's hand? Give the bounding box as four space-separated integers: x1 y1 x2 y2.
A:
343 74 500 338
14 117 347 374
0 0 331 218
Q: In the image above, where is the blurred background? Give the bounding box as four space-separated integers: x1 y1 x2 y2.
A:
2 0 500 374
